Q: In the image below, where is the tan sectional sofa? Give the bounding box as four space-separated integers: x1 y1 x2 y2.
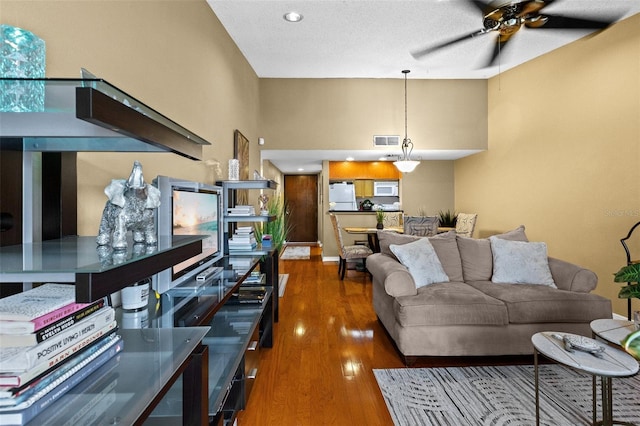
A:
368 226 612 364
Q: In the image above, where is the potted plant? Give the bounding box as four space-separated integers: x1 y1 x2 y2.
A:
614 263 640 298
614 263 640 358
438 209 457 228
254 193 291 252
376 209 385 229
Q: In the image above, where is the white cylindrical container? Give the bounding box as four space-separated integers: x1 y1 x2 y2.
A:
121 279 150 311
229 159 240 180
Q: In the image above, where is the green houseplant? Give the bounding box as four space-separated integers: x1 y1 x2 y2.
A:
614 263 640 359
376 209 385 229
253 193 290 252
614 263 640 298
438 209 457 228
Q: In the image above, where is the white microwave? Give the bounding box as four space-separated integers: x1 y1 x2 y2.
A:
373 181 398 196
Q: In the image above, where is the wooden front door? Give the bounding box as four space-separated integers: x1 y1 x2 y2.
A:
284 175 318 243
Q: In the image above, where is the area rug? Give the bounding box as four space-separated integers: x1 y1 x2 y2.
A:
374 364 640 426
280 246 310 260
278 274 288 297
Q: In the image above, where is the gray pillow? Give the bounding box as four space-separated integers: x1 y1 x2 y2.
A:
457 225 529 282
489 236 556 287
390 238 449 289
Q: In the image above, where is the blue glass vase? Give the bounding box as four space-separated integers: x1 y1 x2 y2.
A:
0 24 46 112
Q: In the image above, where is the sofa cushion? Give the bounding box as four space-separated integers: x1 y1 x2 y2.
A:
467 281 612 324
390 238 449 289
378 230 464 282
394 282 508 326
457 225 529 282
489 237 556 287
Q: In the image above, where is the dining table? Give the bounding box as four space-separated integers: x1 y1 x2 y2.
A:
343 226 453 253
343 226 402 253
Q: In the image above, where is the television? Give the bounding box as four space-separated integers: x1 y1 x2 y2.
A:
153 176 224 293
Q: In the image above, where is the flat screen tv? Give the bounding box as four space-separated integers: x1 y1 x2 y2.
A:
153 176 224 293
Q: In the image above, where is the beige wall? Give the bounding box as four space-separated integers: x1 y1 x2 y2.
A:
2 0 261 235
455 14 640 316
259 78 485 257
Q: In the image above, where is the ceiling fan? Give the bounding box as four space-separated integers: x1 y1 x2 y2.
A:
411 0 620 68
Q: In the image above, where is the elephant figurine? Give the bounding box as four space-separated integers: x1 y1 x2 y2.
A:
96 161 161 250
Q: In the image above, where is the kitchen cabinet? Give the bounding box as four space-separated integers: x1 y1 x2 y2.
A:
354 179 374 198
329 161 401 180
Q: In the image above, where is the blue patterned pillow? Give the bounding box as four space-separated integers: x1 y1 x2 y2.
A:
489 236 556 287
390 238 449 289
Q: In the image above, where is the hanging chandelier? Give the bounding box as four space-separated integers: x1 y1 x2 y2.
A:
393 69 420 173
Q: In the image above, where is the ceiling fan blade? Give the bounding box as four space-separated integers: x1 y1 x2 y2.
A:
411 29 488 60
518 0 553 18
464 0 490 14
483 35 512 68
533 13 618 30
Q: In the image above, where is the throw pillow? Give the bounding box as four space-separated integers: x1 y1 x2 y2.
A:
377 231 421 259
377 230 463 282
489 236 556 287
494 224 529 242
390 238 449 289
428 231 464 282
457 225 529 282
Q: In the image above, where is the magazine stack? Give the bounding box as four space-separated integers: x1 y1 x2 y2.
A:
0 283 123 425
227 205 255 216
228 226 258 252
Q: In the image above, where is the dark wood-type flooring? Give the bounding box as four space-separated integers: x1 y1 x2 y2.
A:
237 245 534 425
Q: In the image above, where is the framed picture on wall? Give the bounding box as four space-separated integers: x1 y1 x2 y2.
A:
234 129 250 205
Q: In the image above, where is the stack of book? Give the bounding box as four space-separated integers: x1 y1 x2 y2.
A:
227 205 255 216
0 283 122 425
228 226 257 252
230 286 266 305
261 234 272 248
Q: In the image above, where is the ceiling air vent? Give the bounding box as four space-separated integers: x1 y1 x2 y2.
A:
373 135 400 147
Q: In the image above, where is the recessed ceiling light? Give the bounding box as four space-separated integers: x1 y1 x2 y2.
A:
346 157 354 161
379 157 387 161
283 11 303 22
297 168 304 172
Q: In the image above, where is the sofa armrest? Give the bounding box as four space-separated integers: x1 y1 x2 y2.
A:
548 257 598 293
367 253 417 297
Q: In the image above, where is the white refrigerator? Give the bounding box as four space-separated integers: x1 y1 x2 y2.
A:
329 182 358 210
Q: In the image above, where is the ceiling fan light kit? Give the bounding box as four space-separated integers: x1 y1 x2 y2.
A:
393 70 420 174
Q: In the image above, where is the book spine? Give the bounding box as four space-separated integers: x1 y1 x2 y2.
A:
35 298 106 343
0 336 122 425
0 307 115 373
0 335 123 409
31 302 90 331
0 328 118 388
0 333 121 399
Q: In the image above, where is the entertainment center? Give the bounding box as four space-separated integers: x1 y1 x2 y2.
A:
0 77 277 424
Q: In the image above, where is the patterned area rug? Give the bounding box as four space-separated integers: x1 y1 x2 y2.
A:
374 364 640 425
280 246 310 260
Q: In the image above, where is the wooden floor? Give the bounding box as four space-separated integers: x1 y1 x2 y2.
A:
237 245 533 425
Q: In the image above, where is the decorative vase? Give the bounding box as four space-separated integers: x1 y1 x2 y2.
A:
0 25 46 112
376 222 384 230
228 159 240 180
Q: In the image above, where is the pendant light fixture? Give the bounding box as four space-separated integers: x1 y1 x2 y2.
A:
393 69 420 173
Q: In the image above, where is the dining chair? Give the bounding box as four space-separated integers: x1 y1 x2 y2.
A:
455 213 478 238
403 216 439 237
383 212 403 228
329 213 373 280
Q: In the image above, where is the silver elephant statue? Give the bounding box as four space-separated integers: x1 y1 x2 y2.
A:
96 161 161 250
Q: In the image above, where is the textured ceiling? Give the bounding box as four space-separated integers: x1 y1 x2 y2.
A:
206 0 639 173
